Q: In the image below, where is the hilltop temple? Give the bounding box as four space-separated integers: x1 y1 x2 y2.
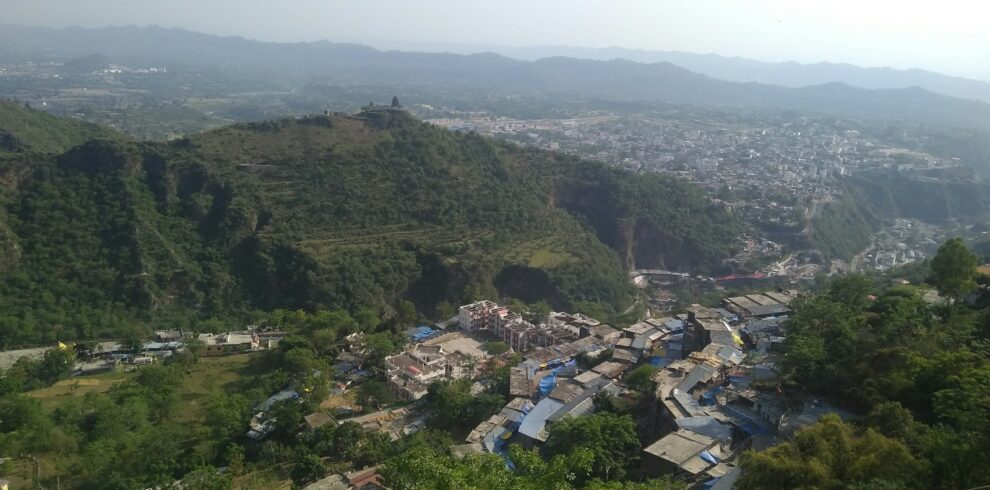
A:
362 96 404 112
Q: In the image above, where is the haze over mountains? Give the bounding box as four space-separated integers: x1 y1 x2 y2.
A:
376 41 990 104
3 24 990 129
7 1 990 488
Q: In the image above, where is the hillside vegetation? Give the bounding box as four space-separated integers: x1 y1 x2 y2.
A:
807 171 990 260
0 99 119 154
0 104 742 346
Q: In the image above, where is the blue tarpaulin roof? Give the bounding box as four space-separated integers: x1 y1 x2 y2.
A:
699 449 721 465
700 386 724 406
538 373 557 396
740 421 770 435
649 356 672 368
537 360 577 396
411 326 438 341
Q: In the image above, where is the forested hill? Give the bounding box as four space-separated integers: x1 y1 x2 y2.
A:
0 106 742 346
806 170 990 260
0 99 120 154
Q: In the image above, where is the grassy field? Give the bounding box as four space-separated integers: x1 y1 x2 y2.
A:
232 466 293 490
502 235 576 268
24 355 256 416
173 354 256 425
295 225 489 258
26 370 132 409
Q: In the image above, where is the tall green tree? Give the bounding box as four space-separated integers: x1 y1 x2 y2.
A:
35 347 75 385
543 412 640 482
737 414 926 490
434 301 456 321
929 237 978 301
623 365 658 392
398 300 418 326
421 379 506 431
356 380 394 410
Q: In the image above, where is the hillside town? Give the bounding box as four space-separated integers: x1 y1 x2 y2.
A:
264 287 852 489
0 288 858 488
426 109 966 279
427 112 957 207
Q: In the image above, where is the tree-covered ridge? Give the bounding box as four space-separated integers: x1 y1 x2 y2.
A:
0 139 255 346
0 99 121 155
0 109 743 346
740 241 990 489
806 171 990 260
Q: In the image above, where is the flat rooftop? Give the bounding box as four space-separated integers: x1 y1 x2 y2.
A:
643 429 717 472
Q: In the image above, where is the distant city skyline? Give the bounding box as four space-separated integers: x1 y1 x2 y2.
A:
3 0 989 81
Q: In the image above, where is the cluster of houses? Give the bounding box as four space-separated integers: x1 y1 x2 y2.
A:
636 292 850 486
287 288 849 487
449 291 841 487
385 342 475 400
453 302 635 457
382 320 497 401
71 328 283 375
302 466 385 490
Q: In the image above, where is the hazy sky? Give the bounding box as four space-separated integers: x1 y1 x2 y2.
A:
4 0 989 80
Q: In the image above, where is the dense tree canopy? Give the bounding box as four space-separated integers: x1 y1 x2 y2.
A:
382 444 685 490
543 413 641 482
738 414 924 490
422 378 505 432
928 237 978 301
771 246 990 488
0 107 743 345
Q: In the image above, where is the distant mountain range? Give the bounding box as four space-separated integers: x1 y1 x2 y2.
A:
364 41 990 104
2 25 990 129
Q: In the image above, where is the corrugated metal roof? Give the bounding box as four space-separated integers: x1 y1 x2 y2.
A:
676 416 733 442
518 397 564 442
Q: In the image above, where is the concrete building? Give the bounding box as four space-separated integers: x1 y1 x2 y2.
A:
198 332 258 356
722 292 793 318
643 429 726 477
385 345 449 401
458 300 508 332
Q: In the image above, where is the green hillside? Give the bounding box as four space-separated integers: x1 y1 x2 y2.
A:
0 99 120 154
0 109 743 346
807 170 990 260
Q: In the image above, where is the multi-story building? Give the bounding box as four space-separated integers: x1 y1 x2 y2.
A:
385 344 449 400
463 302 614 354
502 317 541 352
458 300 508 332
